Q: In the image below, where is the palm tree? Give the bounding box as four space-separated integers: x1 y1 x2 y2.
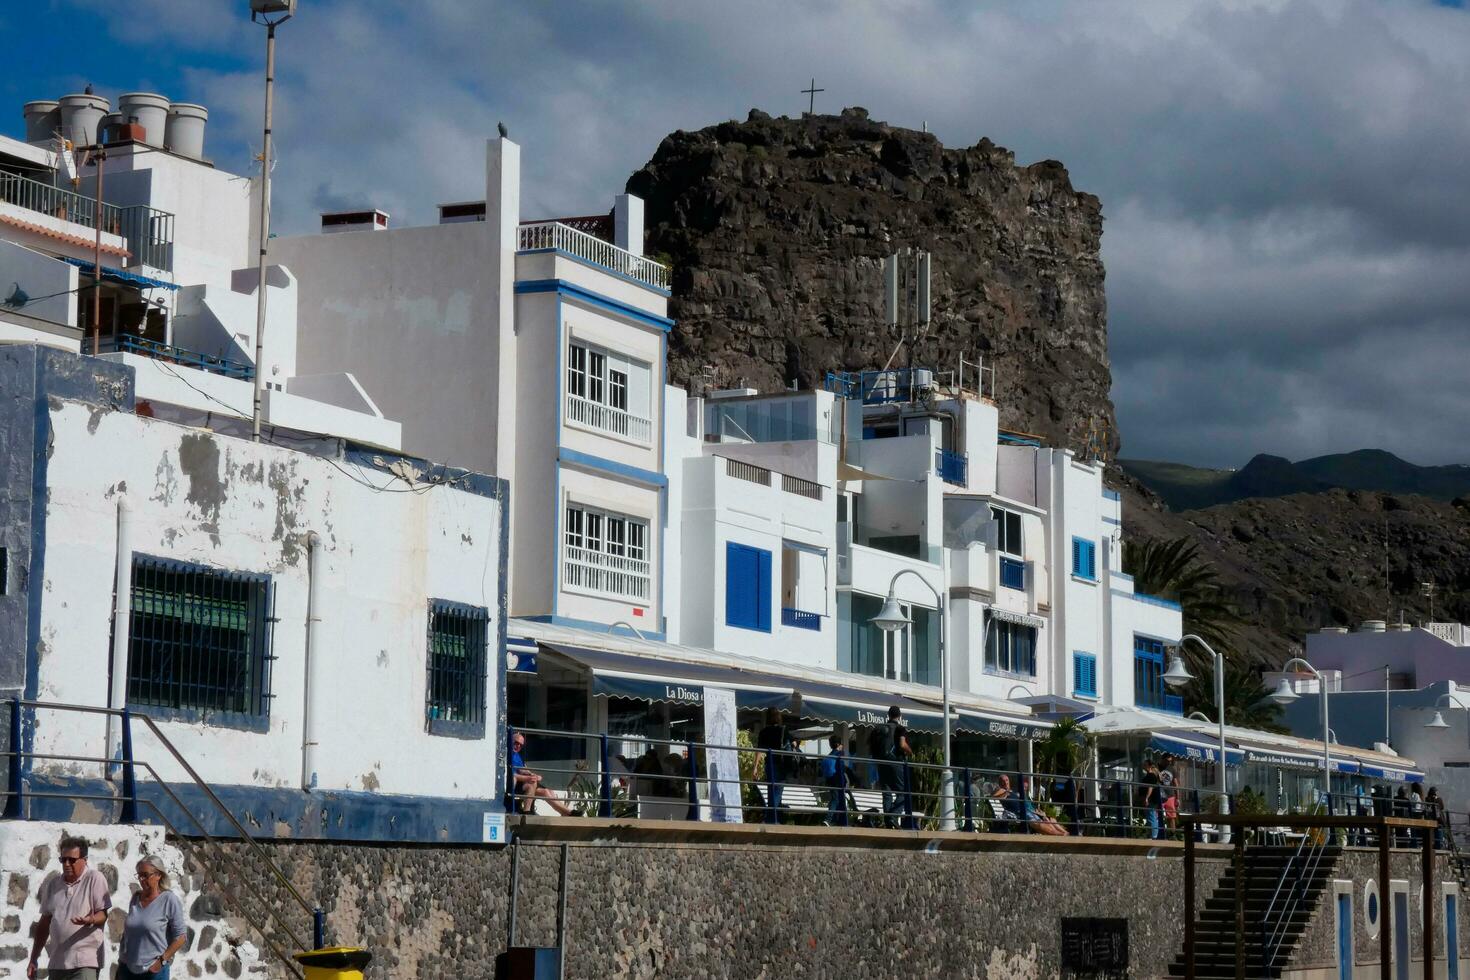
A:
1122 537 1242 656
1034 716 1096 776
1178 658 1286 733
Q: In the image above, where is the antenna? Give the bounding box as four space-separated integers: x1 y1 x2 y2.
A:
879 249 932 371
1422 582 1437 623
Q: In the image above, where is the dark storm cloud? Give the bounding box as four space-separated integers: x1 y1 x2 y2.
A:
64 0 1470 467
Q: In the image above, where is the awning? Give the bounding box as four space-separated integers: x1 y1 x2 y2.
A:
506 635 538 674
1149 732 1244 766
988 608 1045 629
791 682 947 733
955 709 1051 741
539 643 791 709
1358 764 1426 783
1241 746 1322 771
60 256 178 291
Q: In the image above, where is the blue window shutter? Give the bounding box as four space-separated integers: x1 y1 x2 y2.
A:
1072 538 1081 576
755 547 771 631
1086 541 1096 579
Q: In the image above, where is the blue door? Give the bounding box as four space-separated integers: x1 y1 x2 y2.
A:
1449 894 1460 980
1395 891 1411 980
1338 894 1353 980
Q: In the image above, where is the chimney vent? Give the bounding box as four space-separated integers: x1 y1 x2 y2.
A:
321 209 390 234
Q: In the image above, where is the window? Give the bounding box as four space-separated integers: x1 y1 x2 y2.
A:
990 506 1023 557
1072 537 1097 580
564 504 650 601
127 556 273 724
984 613 1036 677
1134 636 1167 709
780 541 827 629
725 542 772 632
427 600 489 738
1073 652 1098 698
842 593 938 684
565 340 651 442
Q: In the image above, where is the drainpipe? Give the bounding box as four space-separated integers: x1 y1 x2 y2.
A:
301 532 322 791
107 496 132 767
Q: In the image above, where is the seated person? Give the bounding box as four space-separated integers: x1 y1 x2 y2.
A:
992 775 1068 836
1019 778 1069 836
509 730 574 816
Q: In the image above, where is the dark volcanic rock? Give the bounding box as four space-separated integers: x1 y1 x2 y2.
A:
628 108 1114 454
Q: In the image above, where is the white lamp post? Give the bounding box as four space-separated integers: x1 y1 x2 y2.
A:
1162 634 1231 840
871 570 950 827
1270 657 1332 801
1424 691 1468 730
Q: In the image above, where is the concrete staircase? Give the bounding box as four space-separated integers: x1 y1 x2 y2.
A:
1169 844 1342 979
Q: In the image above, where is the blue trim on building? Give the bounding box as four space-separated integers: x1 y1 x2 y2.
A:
552 290 563 617
1120 590 1183 612
657 331 667 634
514 278 674 332
1102 488 1121 502
132 702 270 735
518 614 665 642
1102 516 1122 526
516 249 673 298
557 447 668 488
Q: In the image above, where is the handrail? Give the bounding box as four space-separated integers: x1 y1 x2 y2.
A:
1262 824 1330 967
6 700 319 956
6 742 307 977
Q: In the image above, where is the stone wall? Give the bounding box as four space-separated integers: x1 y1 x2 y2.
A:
213 819 1231 980
0 820 267 978
1286 846 1470 974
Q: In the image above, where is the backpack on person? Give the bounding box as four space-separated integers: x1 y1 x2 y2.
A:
867 726 891 763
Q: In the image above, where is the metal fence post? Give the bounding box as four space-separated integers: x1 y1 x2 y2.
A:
962 767 974 833
119 707 138 824
1017 770 1028 834
684 742 699 822
1191 788 1203 844
3 699 22 820
598 734 612 818
765 753 778 825
902 759 915 830
506 729 517 811
313 908 325 950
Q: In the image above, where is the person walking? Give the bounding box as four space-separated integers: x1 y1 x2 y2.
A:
821 733 854 824
871 706 912 828
756 708 795 821
1426 786 1448 848
1158 755 1178 839
27 836 111 980
117 857 186 979
1140 761 1163 840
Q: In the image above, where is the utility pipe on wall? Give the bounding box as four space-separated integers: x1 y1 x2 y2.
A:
107 496 132 768
300 531 322 791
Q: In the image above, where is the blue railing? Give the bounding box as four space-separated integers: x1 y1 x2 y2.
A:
781 608 821 630
935 448 968 485
1163 694 1184 715
999 556 1025 591
108 335 255 381
822 368 933 405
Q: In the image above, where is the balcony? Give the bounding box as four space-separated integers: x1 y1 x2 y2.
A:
999 556 1025 591
565 392 652 444
935 447 968 486
781 608 821 631
823 367 935 404
0 171 174 271
106 335 254 381
517 220 668 291
563 545 651 603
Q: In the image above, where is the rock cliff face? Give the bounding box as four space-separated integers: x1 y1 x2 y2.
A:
627 107 1114 453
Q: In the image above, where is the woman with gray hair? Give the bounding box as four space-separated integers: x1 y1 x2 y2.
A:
118 857 186 977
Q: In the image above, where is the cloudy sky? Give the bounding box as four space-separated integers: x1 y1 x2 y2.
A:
6 0 1468 468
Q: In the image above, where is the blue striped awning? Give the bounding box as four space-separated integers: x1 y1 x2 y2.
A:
60 256 178 291
1358 764 1426 783
1150 732 1244 766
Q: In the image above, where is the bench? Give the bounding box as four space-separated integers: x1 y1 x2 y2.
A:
987 798 1021 831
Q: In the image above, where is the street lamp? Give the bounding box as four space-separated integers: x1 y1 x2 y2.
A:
1269 657 1333 799
1162 635 1231 836
1424 691 1469 730
248 0 295 442
871 569 950 827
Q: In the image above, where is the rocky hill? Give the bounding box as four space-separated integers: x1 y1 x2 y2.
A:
1123 449 1470 511
627 107 1114 454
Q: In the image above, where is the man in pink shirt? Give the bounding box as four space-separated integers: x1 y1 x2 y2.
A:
27 836 111 980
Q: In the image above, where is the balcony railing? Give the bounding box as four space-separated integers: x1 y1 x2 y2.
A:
781 608 821 631
781 473 822 500
106 335 255 381
565 392 652 444
563 545 651 602
0 171 175 272
999 556 1025 591
935 448 968 486
823 367 935 405
725 457 771 486
518 220 669 291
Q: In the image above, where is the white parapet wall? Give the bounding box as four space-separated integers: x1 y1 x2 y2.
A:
0 820 267 977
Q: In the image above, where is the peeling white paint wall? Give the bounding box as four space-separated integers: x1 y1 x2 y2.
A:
34 398 503 803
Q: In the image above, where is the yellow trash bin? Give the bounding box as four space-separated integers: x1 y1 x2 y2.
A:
292 947 373 980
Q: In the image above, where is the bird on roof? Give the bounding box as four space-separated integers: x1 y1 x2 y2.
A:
84 83 94 95
497 121 508 138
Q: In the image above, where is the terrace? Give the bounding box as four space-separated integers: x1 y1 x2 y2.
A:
517 218 668 291
0 170 174 271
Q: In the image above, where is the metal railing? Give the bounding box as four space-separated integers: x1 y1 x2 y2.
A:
562 545 651 602
1261 815 1333 969
106 335 255 380
999 556 1025 590
0 171 175 271
822 368 935 405
725 456 771 486
517 220 669 291
1 699 322 978
935 448 968 486
505 725 1236 838
781 473 823 500
565 392 652 444
780 608 821 631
